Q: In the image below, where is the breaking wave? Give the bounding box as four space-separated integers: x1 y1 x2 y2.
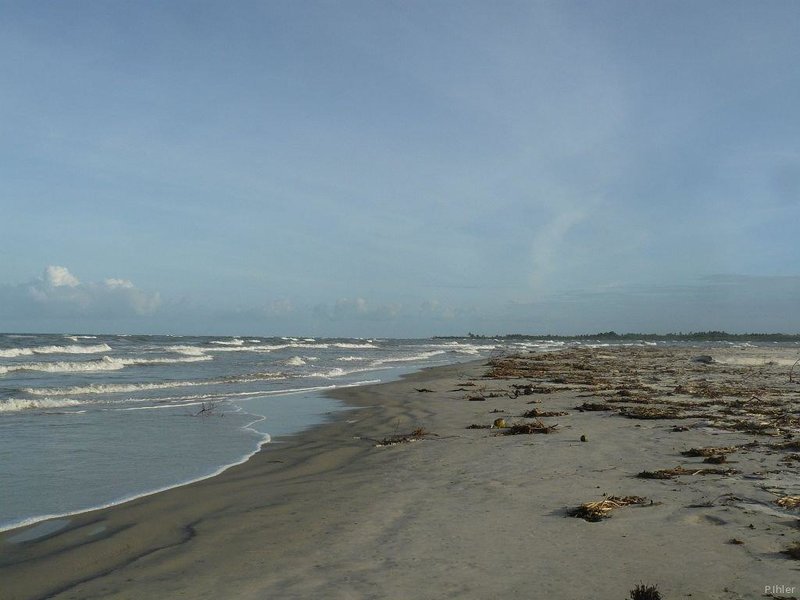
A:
0 355 212 376
0 398 84 412
371 350 447 366
209 339 244 346
0 343 112 358
23 380 206 396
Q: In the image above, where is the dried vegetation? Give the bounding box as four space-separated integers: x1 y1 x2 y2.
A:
568 496 650 522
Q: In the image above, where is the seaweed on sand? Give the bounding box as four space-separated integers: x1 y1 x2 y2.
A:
637 466 738 479
502 419 559 435
568 496 649 522
520 408 569 418
681 446 737 457
771 440 800 451
775 496 800 509
619 407 689 420
781 541 800 559
629 583 661 600
375 427 431 447
575 402 614 412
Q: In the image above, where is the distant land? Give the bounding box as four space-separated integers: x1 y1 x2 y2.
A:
435 331 800 342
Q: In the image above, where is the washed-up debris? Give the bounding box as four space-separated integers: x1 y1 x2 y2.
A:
520 408 568 418
466 424 490 429
619 407 689 420
375 427 431 447
502 419 558 435
629 583 661 600
575 402 614 412
771 440 800 451
728 538 744 545
775 496 800 509
568 496 649 522
519 385 559 394
692 355 715 364
781 542 800 559
637 466 738 479
721 419 780 436
681 446 738 457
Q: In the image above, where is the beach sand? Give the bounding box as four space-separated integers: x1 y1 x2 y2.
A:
2 346 800 599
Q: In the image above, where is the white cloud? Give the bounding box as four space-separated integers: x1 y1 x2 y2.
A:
103 278 135 289
44 265 80 287
0 266 161 318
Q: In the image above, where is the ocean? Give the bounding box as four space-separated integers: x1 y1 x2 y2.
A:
1 333 539 532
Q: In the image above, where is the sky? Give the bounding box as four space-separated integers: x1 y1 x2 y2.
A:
1 1 799 336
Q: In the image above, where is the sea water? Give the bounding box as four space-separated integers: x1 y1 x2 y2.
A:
1 334 533 531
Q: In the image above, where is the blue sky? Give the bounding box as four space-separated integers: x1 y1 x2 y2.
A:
1 1 799 336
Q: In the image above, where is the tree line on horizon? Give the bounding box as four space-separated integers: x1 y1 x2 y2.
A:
440 331 800 342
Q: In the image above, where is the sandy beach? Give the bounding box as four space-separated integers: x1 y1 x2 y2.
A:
3 345 800 599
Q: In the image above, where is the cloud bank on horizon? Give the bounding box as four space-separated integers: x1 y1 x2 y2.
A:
1 2 798 336
2 266 799 336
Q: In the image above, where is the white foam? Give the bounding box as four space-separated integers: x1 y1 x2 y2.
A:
338 356 370 362
284 356 306 366
209 339 244 346
0 398 84 412
165 345 208 356
24 381 206 396
371 350 447 366
331 342 379 349
0 354 212 376
0 343 112 358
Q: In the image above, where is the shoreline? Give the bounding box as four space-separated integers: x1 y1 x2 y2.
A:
2 348 800 599
0 375 395 535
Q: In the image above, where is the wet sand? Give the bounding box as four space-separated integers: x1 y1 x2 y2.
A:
2 347 800 599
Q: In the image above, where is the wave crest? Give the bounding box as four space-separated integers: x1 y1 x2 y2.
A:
0 343 112 358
